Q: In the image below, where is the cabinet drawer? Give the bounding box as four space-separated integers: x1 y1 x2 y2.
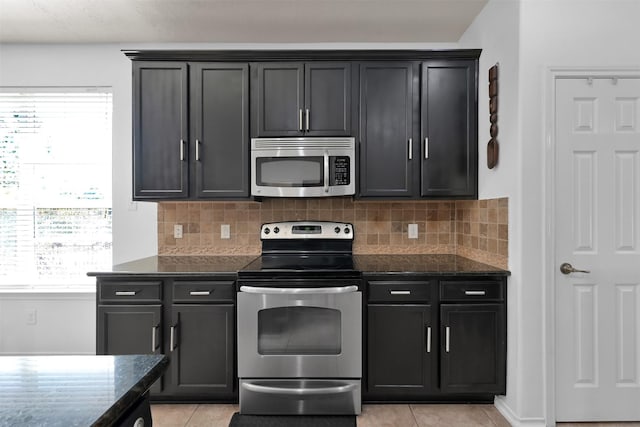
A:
439 280 504 302
368 281 430 303
172 280 235 303
99 281 162 303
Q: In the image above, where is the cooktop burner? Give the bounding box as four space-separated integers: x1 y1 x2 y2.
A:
238 221 358 279
242 254 355 272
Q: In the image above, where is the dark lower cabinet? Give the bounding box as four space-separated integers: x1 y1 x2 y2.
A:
440 304 506 394
364 276 506 401
97 304 163 394
96 276 237 400
169 304 235 397
367 304 433 397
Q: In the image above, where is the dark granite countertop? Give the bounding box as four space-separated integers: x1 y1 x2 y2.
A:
354 254 510 276
88 254 508 277
0 354 168 427
87 255 258 277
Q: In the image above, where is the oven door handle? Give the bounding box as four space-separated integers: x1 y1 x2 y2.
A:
239 285 358 294
242 382 357 396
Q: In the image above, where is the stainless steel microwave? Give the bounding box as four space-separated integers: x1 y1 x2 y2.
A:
251 137 355 198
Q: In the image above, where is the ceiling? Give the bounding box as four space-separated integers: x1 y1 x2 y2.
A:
0 0 488 44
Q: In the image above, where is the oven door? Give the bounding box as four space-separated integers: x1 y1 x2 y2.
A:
237 285 362 379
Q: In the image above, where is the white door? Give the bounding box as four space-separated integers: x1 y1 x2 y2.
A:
555 77 640 421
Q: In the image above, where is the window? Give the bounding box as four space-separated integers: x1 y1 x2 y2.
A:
0 88 112 290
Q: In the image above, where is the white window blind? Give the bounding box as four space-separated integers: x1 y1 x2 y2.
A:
0 88 112 290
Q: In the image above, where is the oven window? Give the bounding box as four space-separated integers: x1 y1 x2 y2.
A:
257 306 341 355
256 157 323 187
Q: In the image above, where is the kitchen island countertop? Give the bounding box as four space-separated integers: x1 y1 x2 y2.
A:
0 354 168 427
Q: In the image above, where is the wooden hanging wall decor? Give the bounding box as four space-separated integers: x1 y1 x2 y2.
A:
487 63 499 169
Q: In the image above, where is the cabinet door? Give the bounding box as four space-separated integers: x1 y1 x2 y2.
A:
359 62 418 198
367 304 433 397
169 304 235 397
97 305 163 393
421 60 477 198
133 62 189 199
190 63 250 198
304 62 351 136
253 62 304 136
440 304 505 394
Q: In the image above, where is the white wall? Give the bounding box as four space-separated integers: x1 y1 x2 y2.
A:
462 0 640 425
459 0 527 423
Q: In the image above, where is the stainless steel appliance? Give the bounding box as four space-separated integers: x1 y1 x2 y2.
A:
237 221 362 415
250 137 355 197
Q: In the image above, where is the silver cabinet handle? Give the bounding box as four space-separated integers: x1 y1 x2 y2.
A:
195 139 200 161
189 290 211 296
115 291 136 296
180 139 185 161
426 326 431 353
170 325 176 352
305 108 310 131
445 326 450 352
242 382 357 396
424 137 429 159
408 138 413 160
239 285 358 294
299 109 303 131
151 325 157 353
390 290 411 295
560 262 590 275
464 290 486 296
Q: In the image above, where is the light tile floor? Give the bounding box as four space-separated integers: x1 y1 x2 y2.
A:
150 403 510 427
151 404 640 427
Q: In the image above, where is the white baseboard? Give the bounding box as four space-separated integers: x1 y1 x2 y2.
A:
495 397 547 427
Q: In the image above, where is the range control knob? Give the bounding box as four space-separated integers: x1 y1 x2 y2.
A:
264 227 270 235
344 227 351 234
334 227 341 234
273 227 280 234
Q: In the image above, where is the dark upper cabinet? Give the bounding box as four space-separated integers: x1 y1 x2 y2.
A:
132 61 250 200
133 62 189 199
440 303 505 394
169 304 235 397
190 63 249 198
421 60 478 198
253 62 351 137
358 62 419 198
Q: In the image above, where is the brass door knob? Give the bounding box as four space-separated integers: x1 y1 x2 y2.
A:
560 263 590 275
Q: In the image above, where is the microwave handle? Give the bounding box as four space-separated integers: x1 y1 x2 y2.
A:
323 151 330 193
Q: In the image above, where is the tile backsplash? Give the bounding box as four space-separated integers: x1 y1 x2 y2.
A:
158 197 508 269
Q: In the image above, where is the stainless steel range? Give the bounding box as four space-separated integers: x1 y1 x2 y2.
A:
237 221 362 415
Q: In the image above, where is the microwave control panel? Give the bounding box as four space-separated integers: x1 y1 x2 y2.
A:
330 156 351 186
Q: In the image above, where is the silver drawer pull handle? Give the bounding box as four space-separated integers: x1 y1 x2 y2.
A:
390 290 411 295
464 290 486 296
242 382 357 396
189 291 211 296
426 326 431 353
170 326 176 352
240 285 358 295
115 291 137 296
